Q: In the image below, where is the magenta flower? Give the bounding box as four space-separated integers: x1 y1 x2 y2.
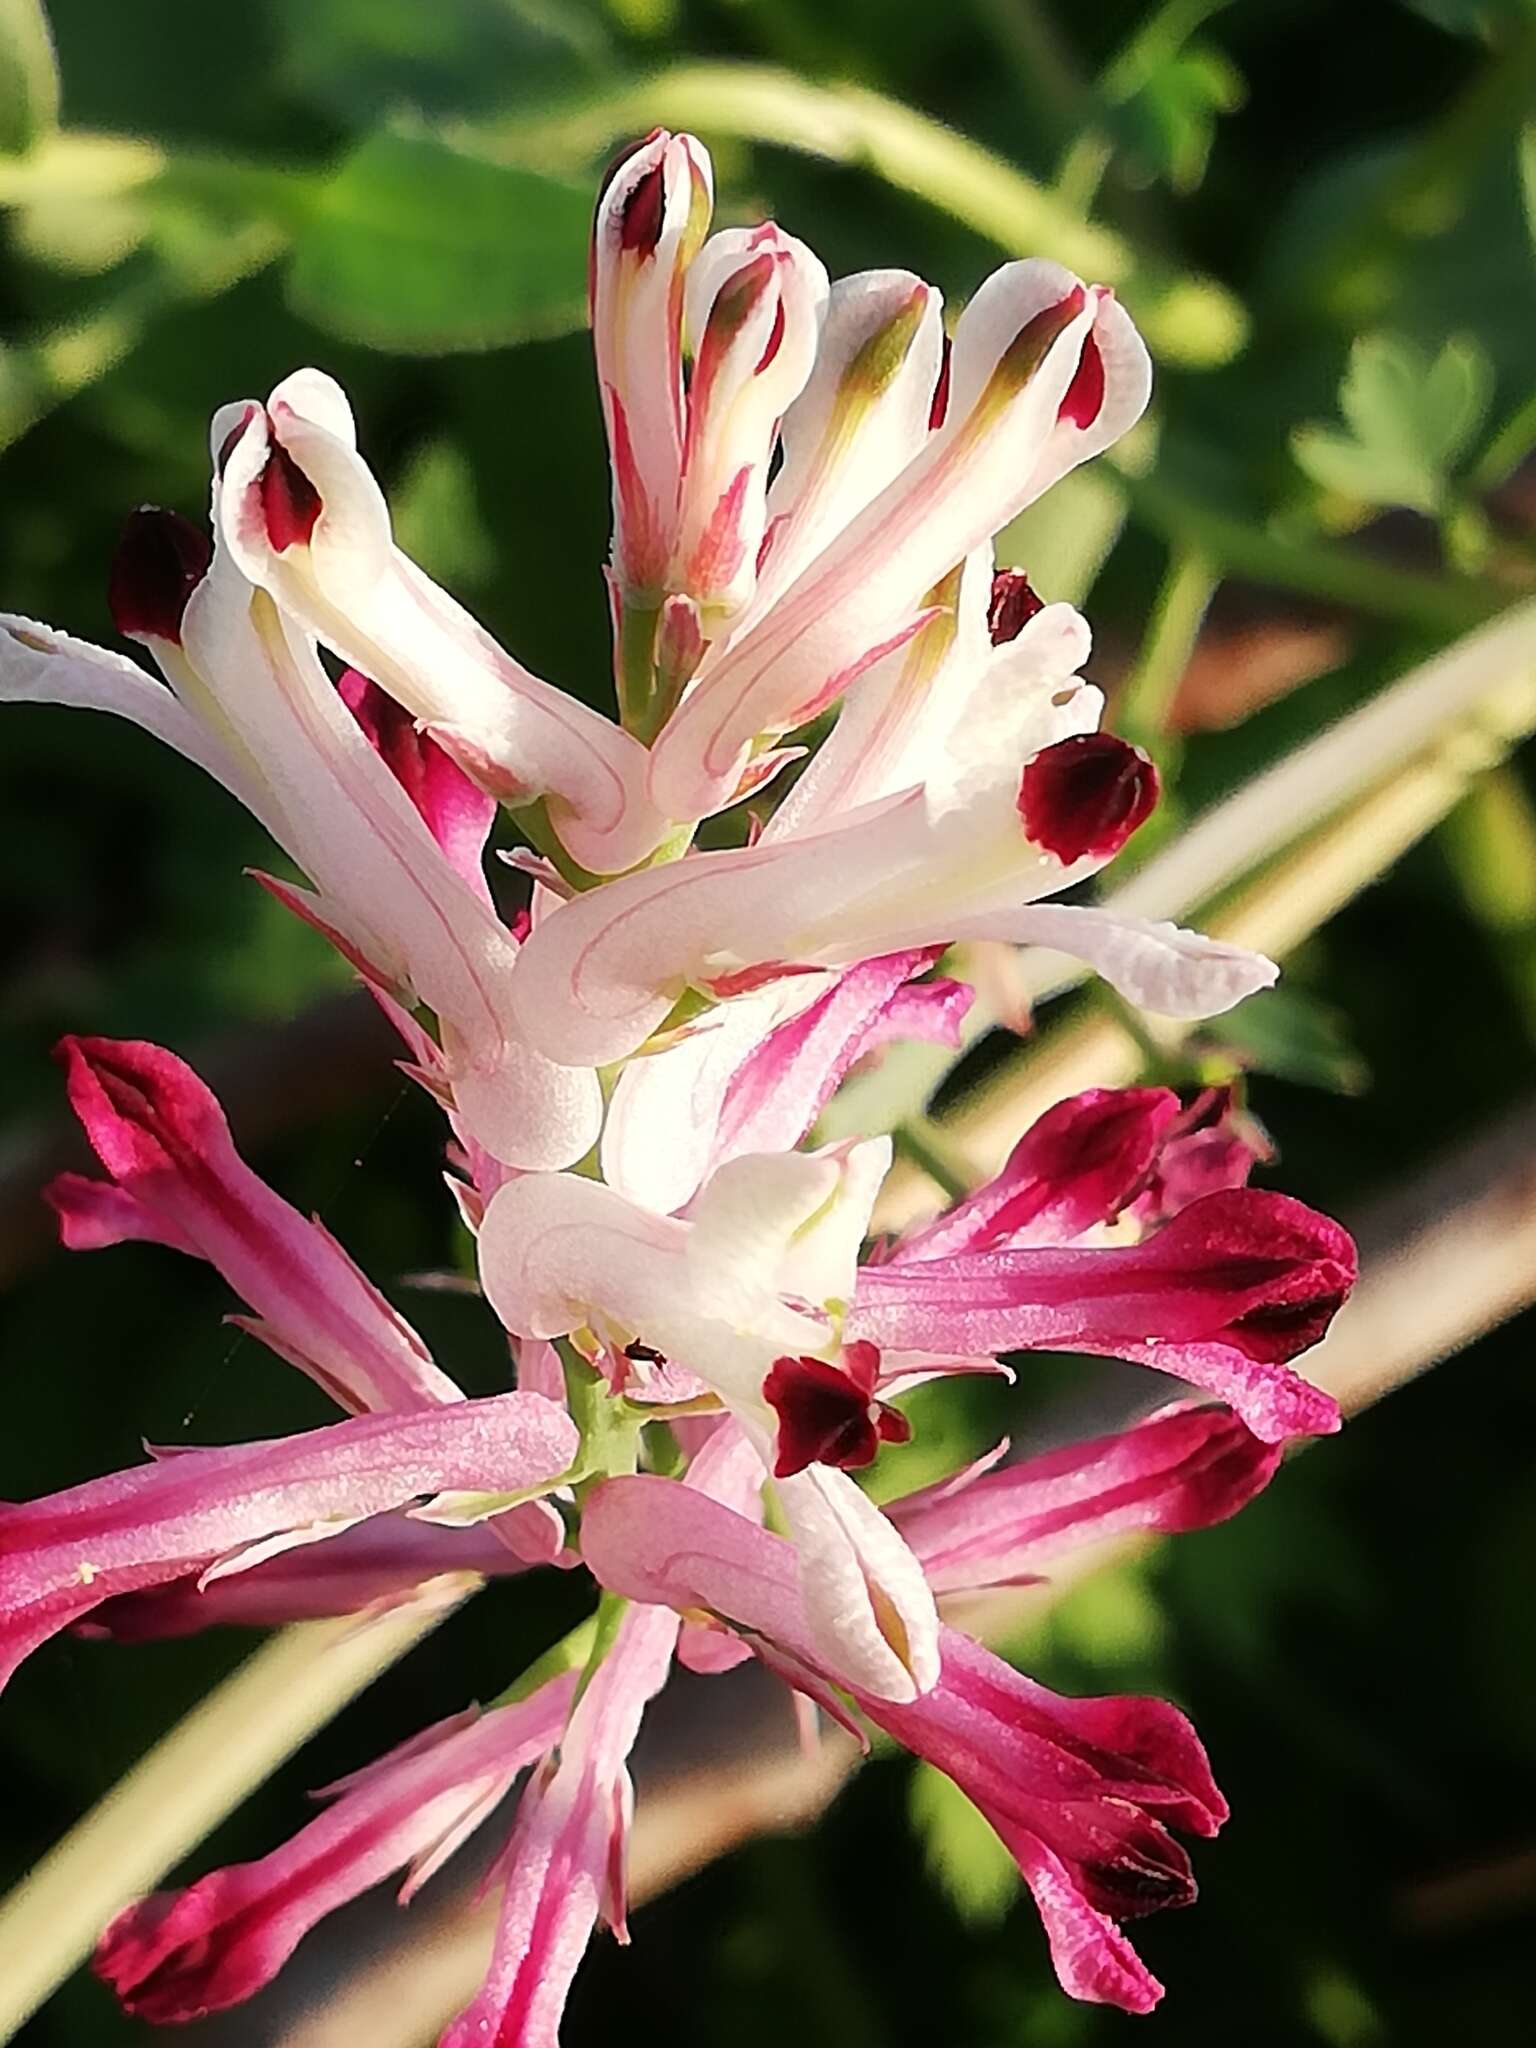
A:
47 1034 460 1414
0 1392 576 1695
96 1679 576 2021
0 125 1365 2041
582 1472 1229 2014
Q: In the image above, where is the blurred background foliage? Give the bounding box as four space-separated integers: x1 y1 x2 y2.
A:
2 0 1536 2041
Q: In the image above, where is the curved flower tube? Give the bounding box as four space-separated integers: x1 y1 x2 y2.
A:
0 1393 577 1694
47 1035 461 1415
1 528 600 1171
97 1680 576 2022
513 589 1271 1068
853 1187 1355 1444
584 1474 1224 2015
212 373 669 874
478 1145 942 1703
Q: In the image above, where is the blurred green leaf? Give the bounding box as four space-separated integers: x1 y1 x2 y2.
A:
1400 0 1524 33
275 0 613 126
1291 331 1493 513
287 133 592 353
1111 42 1244 195
1204 985 1369 1095
0 0 59 156
909 1764 1019 1926
1520 121 1536 247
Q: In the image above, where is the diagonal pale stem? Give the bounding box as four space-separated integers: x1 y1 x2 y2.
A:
0 1586 473 2043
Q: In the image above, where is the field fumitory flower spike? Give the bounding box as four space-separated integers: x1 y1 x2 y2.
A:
0 128 1357 2038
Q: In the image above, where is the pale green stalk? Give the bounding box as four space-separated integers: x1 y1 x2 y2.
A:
0 1590 473 2042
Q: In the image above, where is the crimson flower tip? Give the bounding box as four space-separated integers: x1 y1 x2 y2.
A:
1018 732 1159 865
987 566 1046 645
260 436 323 552
107 507 211 647
764 1346 909 1478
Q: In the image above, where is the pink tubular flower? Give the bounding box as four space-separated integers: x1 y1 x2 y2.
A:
440 1603 679 2048
211 376 669 874
647 265 1149 825
891 1081 1263 1261
478 1141 943 1703
337 667 497 902
888 1403 1282 1594
852 1186 1355 1444
0 524 599 1169
600 947 969 1215
583 1475 1224 2015
510 578 1270 1068
592 129 714 603
96 1678 576 2022
46 1035 461 1415
0 1393 576 1694
671 223 828 623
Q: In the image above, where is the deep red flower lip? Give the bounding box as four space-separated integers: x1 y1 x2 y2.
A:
1018 732 1159 865
764 1346 910 1478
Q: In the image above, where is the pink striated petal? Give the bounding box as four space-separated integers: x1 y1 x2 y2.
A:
337 668 496 902
889 1403 1280 1593
53 1035 463 1416
441 1603 680 2048
583 1476 1222 2013
852 1188 1355 1444
649 261 1132 824
95 1679 575 2023
893 1086 1184 1262
0 1391 577 1693
80 1509 534 1640
714 950 959 1169
45 1171 199 1256
1000 1826 1167 2013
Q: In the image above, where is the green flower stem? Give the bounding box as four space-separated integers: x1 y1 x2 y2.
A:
489 1609 602 1709
890 1113 976 1204
1124 472 1501 634
508 798 606 893
1472 385 1536 494
573 1590 631 1706
616 595 662 737
1115 543 1218 759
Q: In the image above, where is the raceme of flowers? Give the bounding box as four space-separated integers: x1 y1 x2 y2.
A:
0 129 1356 2039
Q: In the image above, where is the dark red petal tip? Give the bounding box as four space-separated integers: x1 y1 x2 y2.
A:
260 439 322 553
764 1351 908 1479
928 334 953 430
108 508 212 646
1018 732 1159 865
619 162 667 255
1059 329 1106 430
987 568 1044 644
215 402 259 479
